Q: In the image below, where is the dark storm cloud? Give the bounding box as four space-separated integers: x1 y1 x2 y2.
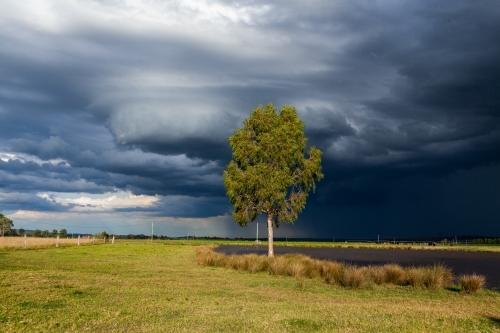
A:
2 137 224 198
295 1 500 180
0 0 499 236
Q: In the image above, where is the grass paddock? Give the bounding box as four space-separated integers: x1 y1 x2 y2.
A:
0 236 97 249
0 240 499 332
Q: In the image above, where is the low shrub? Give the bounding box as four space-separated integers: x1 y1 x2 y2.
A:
459 274 485 294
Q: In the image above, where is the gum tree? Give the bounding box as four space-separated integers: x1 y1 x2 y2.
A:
0 213 13 237
224 104 323 257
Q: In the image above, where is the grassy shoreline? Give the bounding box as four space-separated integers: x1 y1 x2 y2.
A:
163 239 500 252
1 240 499 332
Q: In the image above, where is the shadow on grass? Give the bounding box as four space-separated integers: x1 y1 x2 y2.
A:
485 316 500 328
445 285 461 293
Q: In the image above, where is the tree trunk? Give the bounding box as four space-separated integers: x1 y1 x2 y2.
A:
267 215 274 257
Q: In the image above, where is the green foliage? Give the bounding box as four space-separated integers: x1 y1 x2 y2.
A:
18 228 25 236
42 230 50 238
52 229 59 237
0 213 14 236
472 238 500 245
59 229 68 238
33 229 42 237
223 104 323 227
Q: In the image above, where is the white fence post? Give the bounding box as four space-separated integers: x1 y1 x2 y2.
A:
56 235 59 247
112 235 115 244
24 234 27 249
78 235 80 246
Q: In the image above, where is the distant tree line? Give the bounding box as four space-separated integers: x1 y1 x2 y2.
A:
20 229 69 238
2 228 117 239
472 238 500 245
120 235 234 240
124 234 169 240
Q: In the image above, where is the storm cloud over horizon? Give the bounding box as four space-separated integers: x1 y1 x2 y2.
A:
1 0 499 238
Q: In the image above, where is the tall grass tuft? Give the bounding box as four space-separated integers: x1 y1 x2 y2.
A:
195 245 455 291
321 261 344 285
288 262 304 278
302 258 323 278
406 267 426 288
340 266 367 289
422 264 453 290
383 264 406 285
366 266 385 285
268 256 288 276
459 274 485 294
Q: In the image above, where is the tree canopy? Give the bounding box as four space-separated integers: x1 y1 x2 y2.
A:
224 103 323 256
0 213 14 236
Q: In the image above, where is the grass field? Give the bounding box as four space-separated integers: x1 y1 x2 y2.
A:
0 236 96 249
1 240 499 332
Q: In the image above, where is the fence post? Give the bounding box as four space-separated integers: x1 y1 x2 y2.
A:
24 234 27 249
112 235 115 244
56 235 59 248
93 236 95 244
78 235 80 246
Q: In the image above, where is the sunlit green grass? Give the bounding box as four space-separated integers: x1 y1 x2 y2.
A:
165 239 500 252
0 240 499 332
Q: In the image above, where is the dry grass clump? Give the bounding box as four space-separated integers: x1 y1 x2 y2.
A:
321 261 344 285
406 267 426 288
288 262 304 277
366 265 386 285
458 274 486 294
269 256 288 275
194 245 225 266
422 264 453 290
340 266 367 289
195 245 456 291
383 264 407 285
302 258 323 278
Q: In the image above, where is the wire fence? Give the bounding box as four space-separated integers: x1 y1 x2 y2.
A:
0 235 104 249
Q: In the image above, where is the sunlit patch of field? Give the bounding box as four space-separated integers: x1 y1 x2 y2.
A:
0 240 499 332
0 236 98 249
164 239 500 253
